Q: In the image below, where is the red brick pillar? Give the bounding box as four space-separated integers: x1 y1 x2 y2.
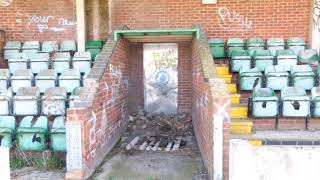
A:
0 30 6 68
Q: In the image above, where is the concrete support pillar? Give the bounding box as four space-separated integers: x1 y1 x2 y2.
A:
310 0 320 52
108 0 112 33
76 0 86 52
91 0 100 39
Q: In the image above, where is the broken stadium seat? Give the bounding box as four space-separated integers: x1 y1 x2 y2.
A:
281 86 310 117
239 67 263 90
252 88 279 118
16 116 48 151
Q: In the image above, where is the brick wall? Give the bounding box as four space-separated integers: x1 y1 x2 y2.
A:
66 33 130 179
128 43 144 112
178 42 192 112
128 42 192 113
0 0 76 41
111 0 311 40
191 28 230 179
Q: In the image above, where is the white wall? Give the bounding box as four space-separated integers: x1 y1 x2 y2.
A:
230 139 320 180
0 147 10 180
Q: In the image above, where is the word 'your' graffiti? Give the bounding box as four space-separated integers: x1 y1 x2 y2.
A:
26 15 76 33
218 7 253 32
0 0 12 7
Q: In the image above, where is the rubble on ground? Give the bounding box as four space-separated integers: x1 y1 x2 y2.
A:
121 110 196 152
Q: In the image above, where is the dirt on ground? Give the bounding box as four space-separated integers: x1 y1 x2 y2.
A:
11 167 65 180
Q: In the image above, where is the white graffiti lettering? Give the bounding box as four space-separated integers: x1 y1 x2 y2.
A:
218 7 253 32
0 0 13 7
213 100 231 123
88 111 97 157
58 18 77 26
28 15 54 26
18 13 76 33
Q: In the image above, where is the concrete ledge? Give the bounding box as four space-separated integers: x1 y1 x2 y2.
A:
232 130 320 141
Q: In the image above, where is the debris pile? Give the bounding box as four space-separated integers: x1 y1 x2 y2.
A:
121 110 195 152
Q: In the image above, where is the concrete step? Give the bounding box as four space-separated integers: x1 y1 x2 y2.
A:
216 74 232 83
227 83 237 93
230 93 241 105
231 130 320 146
230 118 253 135
231 104 249 119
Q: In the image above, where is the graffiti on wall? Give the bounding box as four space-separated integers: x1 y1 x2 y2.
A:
218 7 253 32
16 12 76 33
87 64 128 158
144 43 178 114
313 0 320 32
0 0 12 7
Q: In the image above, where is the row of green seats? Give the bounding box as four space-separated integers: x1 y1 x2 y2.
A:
251 87 320 118
231 49 319 72
209 37 310 58
239 65 320 91
0 116 66 152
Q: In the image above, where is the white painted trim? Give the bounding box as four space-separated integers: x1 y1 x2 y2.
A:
76 0 86 52
213 114 223 180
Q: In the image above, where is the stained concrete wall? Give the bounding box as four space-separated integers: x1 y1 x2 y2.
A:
86 0 109 40
230 139 320 180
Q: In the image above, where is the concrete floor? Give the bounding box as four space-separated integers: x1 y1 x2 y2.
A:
11 167 65 180
93 150 207 180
